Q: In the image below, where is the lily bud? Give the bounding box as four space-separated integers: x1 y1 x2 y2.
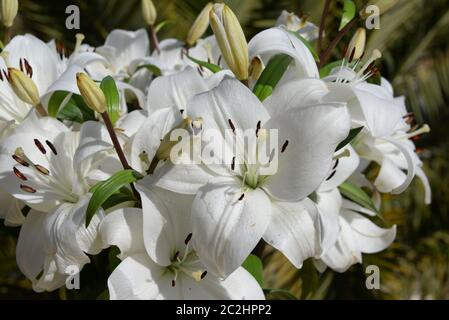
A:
186 2 213 46
7 68 40 106
142 0 157 26
346 28 366 61
210 4 249 80
249 56 264 81
76 73 106 114
1 0 18 28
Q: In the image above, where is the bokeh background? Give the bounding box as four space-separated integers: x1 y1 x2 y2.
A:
1 0 448 299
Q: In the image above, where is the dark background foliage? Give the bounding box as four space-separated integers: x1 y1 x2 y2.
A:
1 0 448 299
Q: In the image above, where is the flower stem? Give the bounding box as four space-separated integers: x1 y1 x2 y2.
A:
146 156 160 175
101 112 141 202
148 24 161 55
319 16 360 68
317 0 331 54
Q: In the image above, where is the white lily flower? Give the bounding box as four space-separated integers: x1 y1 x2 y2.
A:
143 77 350 278
248 27 319 79
0 34 106 127
315 193 396 273
0 113 109 291
275 10 319 41
100 188 265 300
326 68 431 203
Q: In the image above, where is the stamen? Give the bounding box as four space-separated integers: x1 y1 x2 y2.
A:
184 233 193 245
228 119 236 134
20 184 36 193
35 164 50 175
13 167 27 181
326 170 336 181
403 124 431 140
238 193 245 201
333 159 339 170
34 139 46 154
172 269 179 287
231 156 235 171
12 155 30 167
23 59 33 77
45 140 58 155
74 33 85 53
281 140 289 153
173 251 180 262
356 49 382 79
256 121 261 137
200 271 207 279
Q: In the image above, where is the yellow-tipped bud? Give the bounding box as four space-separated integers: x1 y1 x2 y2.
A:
210 4 249 80
142 0 157 26
249 56 265 81
346 28 366 61
1 0 18 28
186 2 213 46
76 73 106 114
8 68 40 106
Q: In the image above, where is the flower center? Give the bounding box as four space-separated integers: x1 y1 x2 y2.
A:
167 233 207 287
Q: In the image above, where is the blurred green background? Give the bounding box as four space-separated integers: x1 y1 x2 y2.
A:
1 0 448 299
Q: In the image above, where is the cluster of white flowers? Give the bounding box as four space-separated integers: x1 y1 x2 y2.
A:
0 1 431 299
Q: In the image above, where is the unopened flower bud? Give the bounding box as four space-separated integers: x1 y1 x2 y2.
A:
7 68 40 106
142 0 157 26
186 2 213 46
76 73 106 114
346 28 366 61
1 0 18 28
210 4 249 80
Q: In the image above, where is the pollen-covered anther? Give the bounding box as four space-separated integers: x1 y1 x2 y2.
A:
35 164 50 175
12 154 30 167
46 140 58 155
20 184 36 194
184 233 193 245
281 140 289 153
256 121 261 137
13 167 27 181
326 170 337 181
173 251 180 262
228 119 236 134
34 139 47 154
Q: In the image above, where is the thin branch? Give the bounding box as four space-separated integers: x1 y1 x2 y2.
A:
148 24 161 55
317 0 332 54
319 16 360 68
101 112 141 202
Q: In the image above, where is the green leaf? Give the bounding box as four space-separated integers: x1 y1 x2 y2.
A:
100 76 120 126
135 64 162 77
336 126 364 151
155 20 174 33
289 32 320 63
86 170 143 226
263 288 298 300
186 55 222 74
47 91 72 118
339 181 378 213
339 0 357 31
253 54 292 101
242 254 264 287
48 92 96 123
